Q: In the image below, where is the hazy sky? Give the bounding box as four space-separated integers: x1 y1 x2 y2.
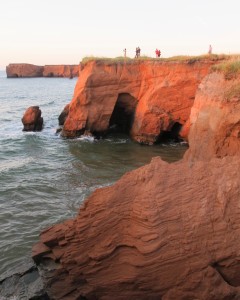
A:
1 0 240 68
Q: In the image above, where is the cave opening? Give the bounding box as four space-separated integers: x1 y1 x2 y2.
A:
108 93 138 135
158 122 183 143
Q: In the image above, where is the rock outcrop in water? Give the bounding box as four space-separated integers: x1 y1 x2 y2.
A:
62 59 214 144
22 106 43 131
6 63 79 78
32 66 240 299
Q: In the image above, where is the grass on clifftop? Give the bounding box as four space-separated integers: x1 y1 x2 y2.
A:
211 55 240 80
81 54 228 66
224 83 240 100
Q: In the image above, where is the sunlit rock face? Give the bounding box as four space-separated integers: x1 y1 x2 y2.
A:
185 72 240 160
62 59 213 144
32 68 240 299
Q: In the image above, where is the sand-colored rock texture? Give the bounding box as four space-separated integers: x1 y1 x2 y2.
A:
62 60 214 144
32 66 240 299
6 63 79 78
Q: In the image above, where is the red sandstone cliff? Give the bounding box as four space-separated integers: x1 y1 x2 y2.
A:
43 65 79 78
32 68 240 299
6 63 44 78
185 72 240 160
62 59 214 144
6 64 80 78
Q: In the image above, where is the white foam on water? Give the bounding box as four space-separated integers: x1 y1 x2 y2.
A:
0 157 34 173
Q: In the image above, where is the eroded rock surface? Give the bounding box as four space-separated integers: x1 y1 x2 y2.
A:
32 155 240 300
22 106 43 131
62 60 214 144
185 72 240 160
32 70 240 299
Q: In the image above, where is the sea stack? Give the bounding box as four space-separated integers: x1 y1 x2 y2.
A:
22 106 43 131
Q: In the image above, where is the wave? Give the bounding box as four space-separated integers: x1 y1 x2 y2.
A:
0 157 34 173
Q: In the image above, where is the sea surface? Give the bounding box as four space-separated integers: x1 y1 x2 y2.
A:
0 70 187 276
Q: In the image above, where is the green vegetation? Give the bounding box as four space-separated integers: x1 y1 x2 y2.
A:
224 83 240 100
211 56 240 79
81 53 229 66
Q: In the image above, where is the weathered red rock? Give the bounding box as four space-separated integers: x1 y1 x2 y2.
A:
185 72 240 160
22 106 43 131
6 64 80 78
6 64 44 78
32 155 240 300
43 65 79 78
32 68 240 299
62 60 214 144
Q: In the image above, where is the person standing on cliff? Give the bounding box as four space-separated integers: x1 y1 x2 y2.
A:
208 45 212 55
138 47 141 58
135 47 138 58
123 48 127 58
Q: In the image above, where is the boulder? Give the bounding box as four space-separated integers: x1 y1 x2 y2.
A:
22 106 43 131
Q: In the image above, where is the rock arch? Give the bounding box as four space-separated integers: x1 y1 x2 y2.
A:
158 121 183 142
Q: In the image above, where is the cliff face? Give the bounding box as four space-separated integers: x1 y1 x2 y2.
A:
32 70 240 299
43 65 79 78
6 63 79 78
62 60 213 144
185 72 240 160
6 64 44 78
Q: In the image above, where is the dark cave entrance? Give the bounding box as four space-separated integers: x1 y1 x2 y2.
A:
108 93 138 135
158 122 183 143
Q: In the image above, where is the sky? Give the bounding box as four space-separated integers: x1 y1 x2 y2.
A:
1 0 240 68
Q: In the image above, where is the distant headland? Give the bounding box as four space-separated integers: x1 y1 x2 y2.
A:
6 63 80 78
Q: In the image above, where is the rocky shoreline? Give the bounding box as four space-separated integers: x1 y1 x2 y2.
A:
2 57 240 299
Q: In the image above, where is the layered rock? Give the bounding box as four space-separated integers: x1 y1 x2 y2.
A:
33 155 240 300
22 106 43 131
185 72 240 160
6 64 80 78
62 59 214 144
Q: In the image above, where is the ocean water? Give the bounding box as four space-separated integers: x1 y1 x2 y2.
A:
0 70 187 275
